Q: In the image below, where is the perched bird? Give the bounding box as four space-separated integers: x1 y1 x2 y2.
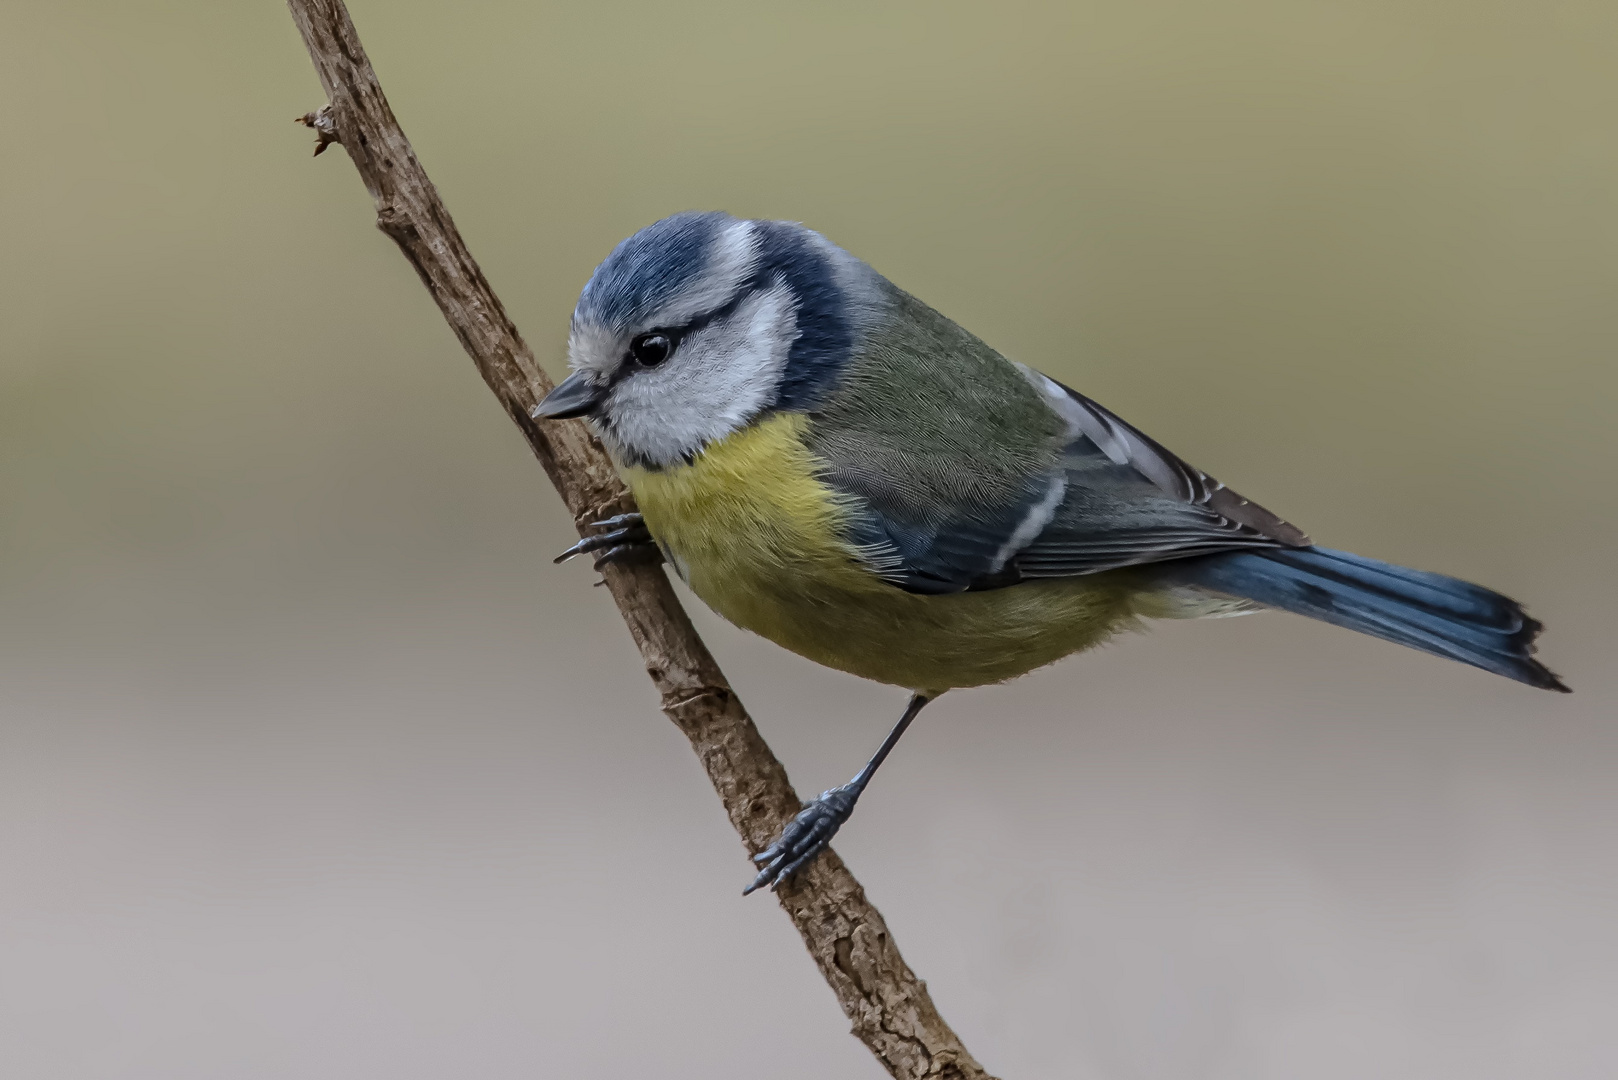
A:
535 211 1568 894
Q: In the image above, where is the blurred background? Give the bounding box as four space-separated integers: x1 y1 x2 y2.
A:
1 2 1614 1077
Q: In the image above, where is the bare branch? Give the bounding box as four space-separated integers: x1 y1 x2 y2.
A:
282 2 998 1076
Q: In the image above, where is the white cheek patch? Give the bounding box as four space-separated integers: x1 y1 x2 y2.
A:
603 281 799 466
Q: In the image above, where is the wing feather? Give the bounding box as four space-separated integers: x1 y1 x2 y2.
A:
804 285 1307 593
1034 373 1309 547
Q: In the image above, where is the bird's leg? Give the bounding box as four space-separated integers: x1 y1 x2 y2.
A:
745 693 933 895
554 511 662 570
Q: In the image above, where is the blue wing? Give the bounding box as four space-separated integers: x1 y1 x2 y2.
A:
818 372 1309 595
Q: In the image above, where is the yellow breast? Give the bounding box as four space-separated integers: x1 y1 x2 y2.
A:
623 412 880 605
623 412 1139 693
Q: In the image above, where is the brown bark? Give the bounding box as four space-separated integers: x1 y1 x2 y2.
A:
283 3 998 1077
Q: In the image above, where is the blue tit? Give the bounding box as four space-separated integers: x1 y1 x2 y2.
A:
535 210 1568 893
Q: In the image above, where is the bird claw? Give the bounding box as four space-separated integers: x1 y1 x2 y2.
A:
586 512 645 532
555 512 661 569
744 785 860 895
591 543 663 570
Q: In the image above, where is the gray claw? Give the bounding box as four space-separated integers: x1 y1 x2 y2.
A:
554 536 599 564
592 543 663 570
743 785 859 895
555 512 655 564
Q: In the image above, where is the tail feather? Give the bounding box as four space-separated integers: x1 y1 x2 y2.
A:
1167 547 1569 692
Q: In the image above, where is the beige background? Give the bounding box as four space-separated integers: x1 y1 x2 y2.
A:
2 2 1614 1077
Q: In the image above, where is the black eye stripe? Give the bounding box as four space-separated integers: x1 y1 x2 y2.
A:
674 289 751 337
618 285 764 377
636 288 755 350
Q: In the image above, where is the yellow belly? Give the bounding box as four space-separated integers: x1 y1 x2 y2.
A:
622 413 1140 694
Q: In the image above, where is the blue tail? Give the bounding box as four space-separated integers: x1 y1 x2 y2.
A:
1167 547 1568 692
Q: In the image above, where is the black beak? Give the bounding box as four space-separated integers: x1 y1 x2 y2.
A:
531 371 604 420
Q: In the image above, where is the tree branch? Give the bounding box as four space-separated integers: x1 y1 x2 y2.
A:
283 3 997 1077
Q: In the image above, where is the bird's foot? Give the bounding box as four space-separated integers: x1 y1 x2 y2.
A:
744 784 860 894
555 512 662 570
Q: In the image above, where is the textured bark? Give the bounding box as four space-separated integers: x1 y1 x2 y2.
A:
284 3 998 1077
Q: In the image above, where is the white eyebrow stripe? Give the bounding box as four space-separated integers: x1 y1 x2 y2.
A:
649 219 760 330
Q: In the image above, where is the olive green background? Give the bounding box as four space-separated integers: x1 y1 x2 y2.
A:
2 3 1613 1078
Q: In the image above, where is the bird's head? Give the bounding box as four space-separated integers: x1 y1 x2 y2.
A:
535 211 879 468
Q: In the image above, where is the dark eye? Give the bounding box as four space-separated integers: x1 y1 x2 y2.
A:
628 332 673 367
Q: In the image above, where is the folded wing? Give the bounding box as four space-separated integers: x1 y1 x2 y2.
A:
818 369 1309 594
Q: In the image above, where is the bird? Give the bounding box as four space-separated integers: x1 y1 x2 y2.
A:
533 210 1568 895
